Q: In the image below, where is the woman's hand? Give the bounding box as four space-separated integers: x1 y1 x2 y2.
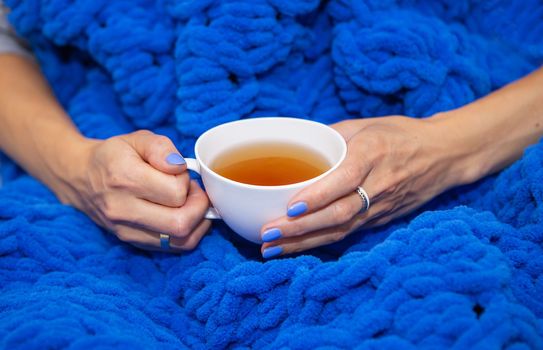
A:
0 56 210 252
57 130 211 252
259 115 477 258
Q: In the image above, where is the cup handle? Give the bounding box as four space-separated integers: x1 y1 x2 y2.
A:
185 158 221 220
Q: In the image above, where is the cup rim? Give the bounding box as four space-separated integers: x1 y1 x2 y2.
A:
194 117 347 191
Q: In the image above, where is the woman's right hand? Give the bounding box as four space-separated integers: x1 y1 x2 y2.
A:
56 130 211 252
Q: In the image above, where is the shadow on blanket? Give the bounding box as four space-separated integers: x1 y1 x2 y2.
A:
1 0 543 348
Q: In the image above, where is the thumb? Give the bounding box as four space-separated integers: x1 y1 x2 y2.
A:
124 130 186 175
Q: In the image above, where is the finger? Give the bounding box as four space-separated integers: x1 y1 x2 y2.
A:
172 218 212 250
124 130 187 175
361 201 423 229
360 216 391 229
261 191 365 242
110 152 189 207
285 153 371 218
107 181 210 238
261 216 365 259
115 218 211 252
139 219 211 251
115 225 184 253
128 163 190 207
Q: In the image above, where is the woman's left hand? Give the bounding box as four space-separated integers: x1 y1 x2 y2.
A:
260 115 476 259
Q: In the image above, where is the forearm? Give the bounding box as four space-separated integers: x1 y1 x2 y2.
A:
432 67 543 184
0 54 93 199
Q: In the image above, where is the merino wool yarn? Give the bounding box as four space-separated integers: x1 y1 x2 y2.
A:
1 0 543 348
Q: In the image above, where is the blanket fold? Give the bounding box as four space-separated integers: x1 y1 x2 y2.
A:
1 0 542 348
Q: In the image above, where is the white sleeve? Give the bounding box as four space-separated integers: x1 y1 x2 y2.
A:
0 4 33 58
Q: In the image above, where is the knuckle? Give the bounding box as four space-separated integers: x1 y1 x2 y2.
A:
371 133 387 147
376 203 393 219
108 162 141 191
101 199 115 219
151 135 171 150
332 201 354 224
380 177 400 197
115 229 132 243
105 166 128 189
171 189 186 207
171 178 188 206
396 168 411 183
371 149 386 164
366 136 388 163
134 129 152 137
124 170 141 191
102 199 125 223
284 221 305 238
171 215 190 237
341 162 361 188
333 230 347 242
105 135 125 146
106 173 127 191
182 239 199 251
387 200 401 213
194 190 210 208
312 186 331 205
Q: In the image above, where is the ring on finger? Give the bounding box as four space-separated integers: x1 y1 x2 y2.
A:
160 233 170 250
356 186 370 213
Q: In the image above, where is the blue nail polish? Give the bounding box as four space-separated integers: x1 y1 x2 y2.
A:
287 201 308 217
262 246 283 259
262 228 282 242
166 153 185 165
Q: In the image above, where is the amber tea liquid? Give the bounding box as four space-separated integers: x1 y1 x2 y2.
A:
211 142 330 186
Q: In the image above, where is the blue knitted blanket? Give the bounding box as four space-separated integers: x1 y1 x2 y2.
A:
1 0 543 348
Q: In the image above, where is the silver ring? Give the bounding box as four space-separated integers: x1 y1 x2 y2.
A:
160 233 170 250
356 186 370 213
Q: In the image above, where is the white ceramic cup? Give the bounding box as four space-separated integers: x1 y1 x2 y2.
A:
185 117 347 243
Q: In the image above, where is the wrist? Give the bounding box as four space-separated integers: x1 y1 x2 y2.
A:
47 133 100 206
426 111 489 187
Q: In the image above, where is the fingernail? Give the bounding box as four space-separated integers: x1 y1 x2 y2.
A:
166 153 185 165
262 228 282 242
287 201 308 217
262 246 283 259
